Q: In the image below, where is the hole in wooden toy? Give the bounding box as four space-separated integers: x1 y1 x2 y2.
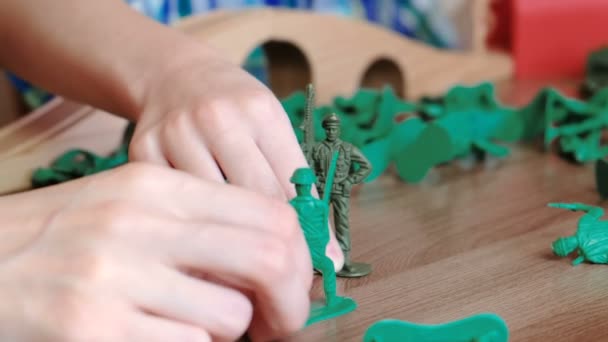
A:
257 40 312 98
360 58 405 98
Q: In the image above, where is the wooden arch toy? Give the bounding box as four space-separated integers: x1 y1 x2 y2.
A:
177 7 512 103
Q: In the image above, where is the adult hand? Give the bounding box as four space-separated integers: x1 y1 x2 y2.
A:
0 163 312 341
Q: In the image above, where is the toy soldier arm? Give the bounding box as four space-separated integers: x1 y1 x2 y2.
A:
548 202 604 220
572 255 586 266
347 146 372 184
323 151 339 205
553 114 608 138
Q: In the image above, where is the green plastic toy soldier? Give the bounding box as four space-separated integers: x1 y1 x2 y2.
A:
550 202 608 265
289 166 357 325
311 113 373 277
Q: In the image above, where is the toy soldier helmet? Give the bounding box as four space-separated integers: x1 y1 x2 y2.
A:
552 236 578 257
290 167 317 185
322 113 340 128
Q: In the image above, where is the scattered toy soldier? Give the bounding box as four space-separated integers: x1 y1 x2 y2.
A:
550 202 608 265
311 113 373 277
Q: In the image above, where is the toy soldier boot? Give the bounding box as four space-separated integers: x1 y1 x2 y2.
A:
337 250 372 278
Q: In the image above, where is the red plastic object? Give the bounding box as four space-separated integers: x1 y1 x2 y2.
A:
486 0 511 51
511 0 608 79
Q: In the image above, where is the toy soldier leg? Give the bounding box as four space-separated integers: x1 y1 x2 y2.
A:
311 247 338 304
331 193 351 253
332 194 372 277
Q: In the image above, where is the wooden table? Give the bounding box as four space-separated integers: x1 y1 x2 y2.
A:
289 79 608 341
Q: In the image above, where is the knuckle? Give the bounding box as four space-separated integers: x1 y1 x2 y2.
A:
269 200 301 242
244 88 273 109
217 291 253 340
254 235 290 281
115 163 163 193
93 199 137 237
284 308 309 335
162 111 190 138
128 131 156 161
246 91 282 124
64 248 111 283
50 289 98 341
194 99 234 136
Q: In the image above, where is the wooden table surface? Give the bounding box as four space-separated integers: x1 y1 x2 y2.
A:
289 79 608 342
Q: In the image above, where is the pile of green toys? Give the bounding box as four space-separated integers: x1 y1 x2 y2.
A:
32 82 608 189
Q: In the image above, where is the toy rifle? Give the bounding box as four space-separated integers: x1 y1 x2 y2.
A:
323 151 339 206
301 83 315 166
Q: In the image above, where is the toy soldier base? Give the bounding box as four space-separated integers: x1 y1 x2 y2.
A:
307 297 357 326
338 254 372 278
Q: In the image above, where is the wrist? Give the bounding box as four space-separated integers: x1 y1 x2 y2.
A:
132 37 229 122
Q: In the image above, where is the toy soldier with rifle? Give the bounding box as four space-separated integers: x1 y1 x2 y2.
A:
300 84 373 278
289 153 357 325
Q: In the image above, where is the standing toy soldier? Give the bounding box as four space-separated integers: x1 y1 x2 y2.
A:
550 202 608 265
311 113 372 277
289 165 357 325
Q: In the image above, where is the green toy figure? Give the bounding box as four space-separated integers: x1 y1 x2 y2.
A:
311 113 373 277
289 164 357 326
362 312 509 342
549 202 608 265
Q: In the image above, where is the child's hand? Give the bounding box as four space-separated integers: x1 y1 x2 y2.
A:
128 48 345 270
0 163 312 341
129 48 303 200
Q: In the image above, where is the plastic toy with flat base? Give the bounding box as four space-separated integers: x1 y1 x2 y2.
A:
289 158 356 325
549 202 608 265
362 312 509 342
310 113 373 278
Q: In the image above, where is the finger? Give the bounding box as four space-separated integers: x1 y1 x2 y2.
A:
94 210 308 342
254 99 310 199
325 232 344 271
116 164 294 231
95 164 313 288
208 127 285 200
128 126 170 167
126 312 212 342
160 114 225 182
162 223 310 340
122 258 253 342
